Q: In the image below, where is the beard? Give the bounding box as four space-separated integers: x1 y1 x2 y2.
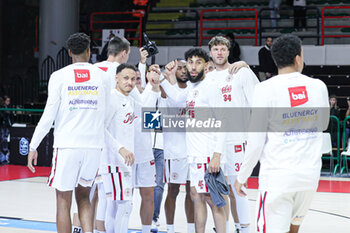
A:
176 76 188 83
213 56 228 65
187 70 204 83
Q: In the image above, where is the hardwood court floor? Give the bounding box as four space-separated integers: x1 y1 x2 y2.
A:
0 165 350 233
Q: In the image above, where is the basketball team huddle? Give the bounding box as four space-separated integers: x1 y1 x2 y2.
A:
27 32 330 233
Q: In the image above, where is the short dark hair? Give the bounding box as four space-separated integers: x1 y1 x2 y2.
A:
184 48 210 62
108 37 130 56
271 34 302 69
116 63 137 74
66 33 91 55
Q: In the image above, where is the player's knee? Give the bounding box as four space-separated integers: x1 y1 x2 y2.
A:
168 184 180 198
75 185 91 201
229 190 236 199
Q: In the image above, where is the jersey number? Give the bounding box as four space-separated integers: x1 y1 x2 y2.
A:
235 163 242 172
223 94 231 102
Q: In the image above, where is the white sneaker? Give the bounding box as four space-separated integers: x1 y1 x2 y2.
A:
152 219 160 228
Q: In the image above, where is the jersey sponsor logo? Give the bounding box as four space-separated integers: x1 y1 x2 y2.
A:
234 145 242 153
221 84 232 94
74 69 90 83
288 86 308 107
98 67 108 72
123 112 137 124
69 99 98 106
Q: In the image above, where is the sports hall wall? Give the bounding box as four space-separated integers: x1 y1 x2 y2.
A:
127 45 350 66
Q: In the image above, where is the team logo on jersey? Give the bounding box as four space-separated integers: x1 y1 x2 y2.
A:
234 145 242 153
150 160 155 165
171 172 179 180
124 188 132 197
221 85 232 94
123 112 137 124
19 137 29 156
98 67 108 72
186 100 196 109
192 90 199 98
143 110 162 129
288 86 308 107
74 69 90 83
197 164 202 169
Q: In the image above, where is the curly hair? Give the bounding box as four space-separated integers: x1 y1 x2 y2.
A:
66 33 91 55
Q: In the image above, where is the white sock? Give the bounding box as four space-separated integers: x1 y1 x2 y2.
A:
226 221 229 233
167 224 175 233
187 223 195 233
105 200 117 233
235 223 241 231
240 225 250 233
114 201 133 233
72 226 82 233
142 225 152 233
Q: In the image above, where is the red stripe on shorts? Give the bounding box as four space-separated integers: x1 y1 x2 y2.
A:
110 173 116 200
163 159 167 183
118 172 123 200
263 192 267 233
204 163 208 192
48 149 58 186
257 193 262 232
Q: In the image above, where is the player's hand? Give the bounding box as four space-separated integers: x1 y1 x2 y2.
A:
228 61 249 74
27 150 38 173
119 147 135 166
234 179 248 197
164 60 178 85
140 48 148 64
208 152 221 173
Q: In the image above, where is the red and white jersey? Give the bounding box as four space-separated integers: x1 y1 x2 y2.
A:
131 85 160 164
185 78 224 163
101 89 137 173
161 78 226 163
160 86 187 159
94 61 120 90
238 72 330 193
30 62 110 150
206 67 259 142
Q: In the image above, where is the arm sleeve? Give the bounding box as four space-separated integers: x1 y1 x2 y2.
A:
161 79 188 106
138 62 147 88
320 82 330 131
29 73 61 150
237 84 269 184
208 80 227 155
241 67 260 107
104 100 124 154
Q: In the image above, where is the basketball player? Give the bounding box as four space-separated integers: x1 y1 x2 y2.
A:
27 33 110 233
161 48 229 233
94 36 131 89
234 34 330 233
102 63 161 233
161 58 195 233
70 35 132 233
207 36 260 233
